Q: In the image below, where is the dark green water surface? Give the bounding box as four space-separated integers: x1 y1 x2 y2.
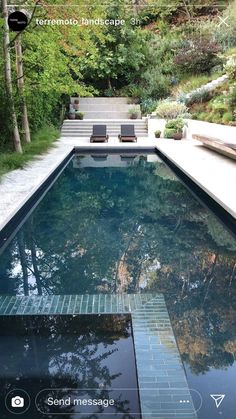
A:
0 153 236 418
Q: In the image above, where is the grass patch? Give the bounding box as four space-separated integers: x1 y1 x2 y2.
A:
0 125 59 179
172 72 223 99
172 75 211 98
224 47 236 57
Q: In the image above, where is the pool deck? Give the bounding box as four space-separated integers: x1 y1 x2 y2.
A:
0 136 235 234
155 138 236 219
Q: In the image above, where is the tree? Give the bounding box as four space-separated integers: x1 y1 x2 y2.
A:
15 34 31 143
2 0 22 152
77 0 147 93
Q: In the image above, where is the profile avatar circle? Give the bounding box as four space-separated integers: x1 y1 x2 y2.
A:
8 11 28 32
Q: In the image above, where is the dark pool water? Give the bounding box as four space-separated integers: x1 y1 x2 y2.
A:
0 153 236 418
0 314 139 418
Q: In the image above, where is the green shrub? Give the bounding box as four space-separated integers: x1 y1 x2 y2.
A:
224 55 236 79
198 112 208 121
165 118 186 131
75 111 84 120
128 106 140 118
154 130 162 138
173 75 210 98
222 112 234 124
227 85 236 110
155 100 190 120
211 114 222 124
205 113 213 122
174 37 222 74
0 90 14 150
139 69 172 100
0 125 59 178
140 99 158 115
120 84 144 99
216 1 236 49
164 128 176 138
186 89 212 106
210 98 228 116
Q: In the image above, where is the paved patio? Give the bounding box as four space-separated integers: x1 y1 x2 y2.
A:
155 138 236 219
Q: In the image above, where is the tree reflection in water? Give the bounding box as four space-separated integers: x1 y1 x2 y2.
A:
0 314 139 418
0 156 235 298
0 155 235 383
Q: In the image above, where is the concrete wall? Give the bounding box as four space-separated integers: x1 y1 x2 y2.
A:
148 118 236 144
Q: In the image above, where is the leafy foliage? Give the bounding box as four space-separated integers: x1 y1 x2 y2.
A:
224 55 236 79
155 100 190 119
174 36 222 74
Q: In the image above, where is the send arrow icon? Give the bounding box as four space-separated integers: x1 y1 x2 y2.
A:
210 394 225 408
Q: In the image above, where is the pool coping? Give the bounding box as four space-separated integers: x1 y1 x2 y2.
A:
0 293 197 418
0 144 74 239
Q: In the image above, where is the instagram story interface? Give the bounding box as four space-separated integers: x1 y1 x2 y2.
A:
1 1 236 418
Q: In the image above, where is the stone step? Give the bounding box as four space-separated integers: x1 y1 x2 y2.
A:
78 104 138 111
62 128 147 132
62 126 147 131
70 97 141 119
61 120 148 137
62 131 148 136
62 120 147 127
81 111 141 119
71 96 130 104
61 132 149 137
63 119 146 124
63 122 147 127
61 128 147 135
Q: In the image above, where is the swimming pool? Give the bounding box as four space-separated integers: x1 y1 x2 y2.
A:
0 152 235 418
0 314 140 418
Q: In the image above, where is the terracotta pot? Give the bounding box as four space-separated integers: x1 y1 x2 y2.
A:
68 113 76 120
173 131 183 140
130 114 138 120
73 99 79 111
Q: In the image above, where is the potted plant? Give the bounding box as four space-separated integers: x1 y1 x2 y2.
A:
164 118 186 140
128 106 139 119
154 130 161 138
73 99 80 111
75 111 84 120
68 109 76 120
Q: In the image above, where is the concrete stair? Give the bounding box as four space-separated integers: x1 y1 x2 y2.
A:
71 97 141 119
71 97 130 104
61 119 148 137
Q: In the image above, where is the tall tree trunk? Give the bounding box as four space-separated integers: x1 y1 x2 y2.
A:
2 0 22 153
15 34 31 143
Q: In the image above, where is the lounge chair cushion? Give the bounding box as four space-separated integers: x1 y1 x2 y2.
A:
119 125 137 142
92 125 107 137
121 125 135 137
90 125 108 142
